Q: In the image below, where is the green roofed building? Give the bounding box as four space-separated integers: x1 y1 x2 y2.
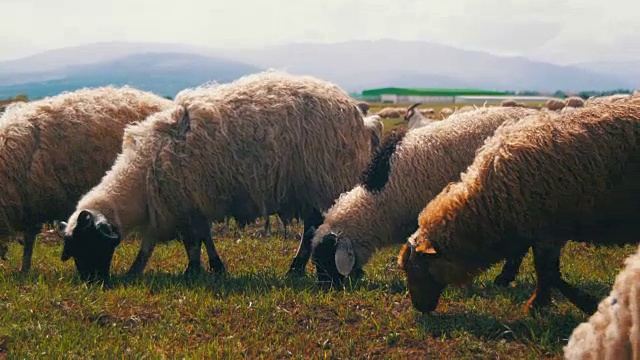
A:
358 87 509 103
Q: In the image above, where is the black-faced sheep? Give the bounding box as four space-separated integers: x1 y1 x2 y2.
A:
0 87 172 273
60 70 373 281
564 244 640 359
403 103 435 130
308 107 538 284
398 101 640 315
357 101 371 116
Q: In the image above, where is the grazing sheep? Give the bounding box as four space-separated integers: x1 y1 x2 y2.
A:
308 107 538 284
376 107 406 119
420 108 435 116
501 99 518 107
403 103 435 130
60 71 373 281
0 87 172 273
456 105 476 113
564 244 640 360
546 98 566 111
566 96 585 108
398 101 640 315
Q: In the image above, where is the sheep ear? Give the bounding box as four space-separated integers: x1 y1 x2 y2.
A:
97 222 121 248
335 238 356 276
416 242 438 255
177 107 191 139
77 210 94 230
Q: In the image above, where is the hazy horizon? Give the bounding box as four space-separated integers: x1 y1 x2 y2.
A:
2 0 638 64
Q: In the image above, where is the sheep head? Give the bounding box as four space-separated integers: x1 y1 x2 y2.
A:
60 210 121 282
310 228 359 285
398 231 476 314
403 103 423 122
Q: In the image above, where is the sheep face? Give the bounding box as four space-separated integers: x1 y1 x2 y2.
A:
310 229 357 285
60 210 121 282
403 103 422 122
398 242 445 313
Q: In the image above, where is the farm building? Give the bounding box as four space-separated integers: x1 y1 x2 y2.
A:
455 95 555 105
360 87 509 104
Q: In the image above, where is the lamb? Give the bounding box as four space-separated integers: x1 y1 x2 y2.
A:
403 103 435 130
398 100 640 315
564 244 640 360
307 107 538 284
565 96 585 108
546 98 566 111
59 70 373 281
0 86 172 273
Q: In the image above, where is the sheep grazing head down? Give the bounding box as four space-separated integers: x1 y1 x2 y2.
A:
59 210 121 281
397 238 446 313
310 227 359 285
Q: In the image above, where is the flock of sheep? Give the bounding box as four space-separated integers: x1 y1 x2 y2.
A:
0 69 639 358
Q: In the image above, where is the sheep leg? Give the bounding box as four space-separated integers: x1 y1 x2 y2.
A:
20 225 41 273
264 216 271 237
192 214 225 275
494 244 529 287
554 277 599 314
524 241 560 315
126 234 157 277
286 208 323 277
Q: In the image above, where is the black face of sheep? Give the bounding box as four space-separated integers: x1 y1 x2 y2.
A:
311 230 359 285
60 210 121 282
398 242 446 314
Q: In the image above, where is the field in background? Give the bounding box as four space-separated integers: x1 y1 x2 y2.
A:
0 100 625 358
0 217 635 359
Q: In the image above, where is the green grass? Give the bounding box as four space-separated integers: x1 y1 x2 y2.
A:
0 219 635 359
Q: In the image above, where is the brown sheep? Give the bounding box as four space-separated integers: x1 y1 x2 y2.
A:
0 87 172 272
398 100 640 315
546 98 566 111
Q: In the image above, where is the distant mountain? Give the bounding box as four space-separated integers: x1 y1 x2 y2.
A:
572 60 640 89
0 40 634 99
0 52 261 98
221 40 633 92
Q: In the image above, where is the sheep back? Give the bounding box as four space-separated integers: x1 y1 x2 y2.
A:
93 71 372 234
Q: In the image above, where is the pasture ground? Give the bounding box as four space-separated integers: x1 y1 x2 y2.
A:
0 219 635 359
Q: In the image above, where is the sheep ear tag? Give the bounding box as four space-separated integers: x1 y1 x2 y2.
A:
335 239 355 276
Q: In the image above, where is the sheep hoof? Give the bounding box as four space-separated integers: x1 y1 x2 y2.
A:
523 296 550 316
184 261 204 277
209 261 226 275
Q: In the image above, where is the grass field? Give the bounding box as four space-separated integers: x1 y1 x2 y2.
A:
0 218 635 359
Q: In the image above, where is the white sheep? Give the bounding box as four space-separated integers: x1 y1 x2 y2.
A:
403 103 435 130
59 70 374 281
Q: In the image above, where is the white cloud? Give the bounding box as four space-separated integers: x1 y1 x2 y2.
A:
0 0 637 63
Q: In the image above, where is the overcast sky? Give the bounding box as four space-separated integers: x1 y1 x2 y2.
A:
1 0 638 64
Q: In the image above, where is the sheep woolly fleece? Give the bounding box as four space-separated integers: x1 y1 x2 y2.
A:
564 245 640 360
314 107 537 269
404 100 639 292
69 71 372 243
0 87 171 249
